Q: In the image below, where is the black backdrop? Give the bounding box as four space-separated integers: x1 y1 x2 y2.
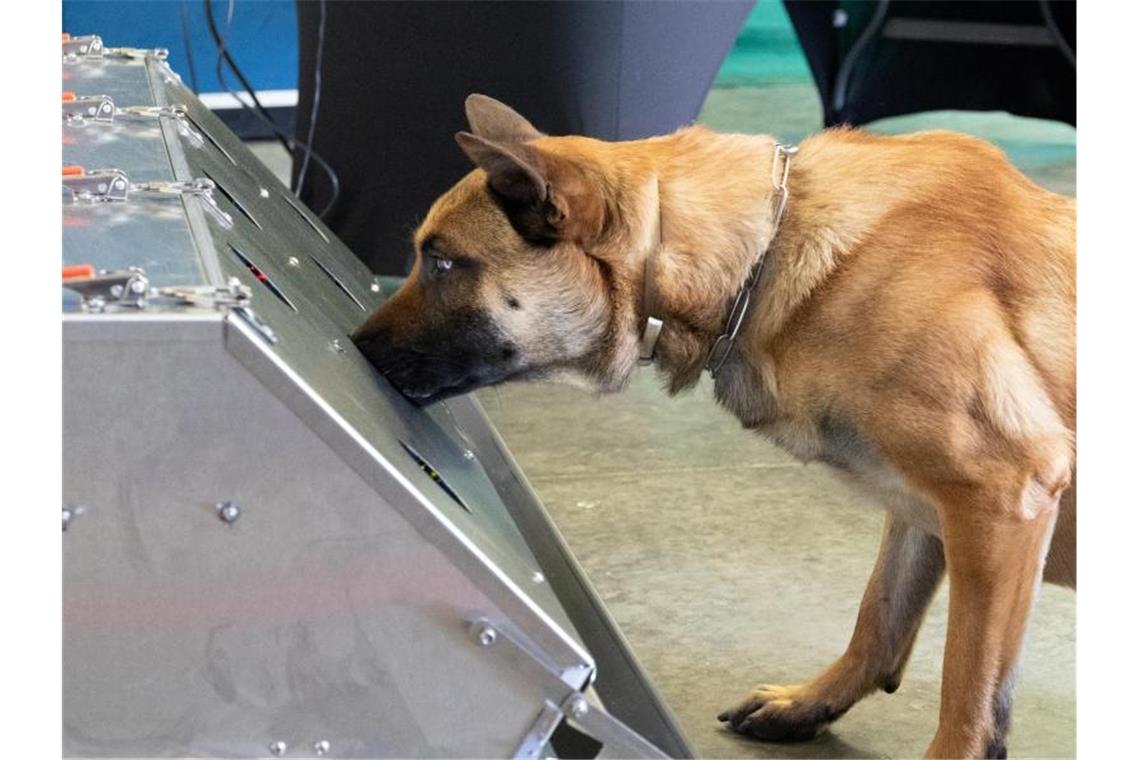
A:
293 0 754 275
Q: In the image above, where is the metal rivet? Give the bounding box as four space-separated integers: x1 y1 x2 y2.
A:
313 740 331 756
62 507 74 532
109 284 124 298
568 696 588 719
259 187 270 198
114 179 127 190
370 282 380 293
97 183 107 192
130 278 147 294
287 256 300 267
532 571 545 584
330 339 346 354
462 449 475 460
216 501 241 524
87 106 97 116
471 621 497 647
268 740 287 756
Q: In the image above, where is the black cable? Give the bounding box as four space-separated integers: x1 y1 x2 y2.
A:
179 0 199 94
295 0 326 197
1039 0 1076 69
202 0 340 218
204 0 290 153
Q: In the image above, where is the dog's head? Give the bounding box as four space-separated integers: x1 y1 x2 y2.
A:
353 95 644 404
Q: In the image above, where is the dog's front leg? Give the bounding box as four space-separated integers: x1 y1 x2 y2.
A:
719 513 945 741
925 488 1060 759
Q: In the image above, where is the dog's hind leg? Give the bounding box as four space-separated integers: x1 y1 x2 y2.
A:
718 513 945 741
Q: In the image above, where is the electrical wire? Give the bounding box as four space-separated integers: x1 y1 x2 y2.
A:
294 0 326 197
202 0 340 218
1039 0 1076 68
179 0 200 94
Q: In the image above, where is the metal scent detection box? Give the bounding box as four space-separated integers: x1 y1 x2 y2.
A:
61 35 690 759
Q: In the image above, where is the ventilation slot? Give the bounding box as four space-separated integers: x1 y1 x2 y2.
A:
309 255 366 311
282 192 330 243
400 441 471 513
228 244 297 311
182 110 237 166
204 170 262 230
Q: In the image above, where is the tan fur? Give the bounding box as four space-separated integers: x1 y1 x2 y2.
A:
354 97 1076 758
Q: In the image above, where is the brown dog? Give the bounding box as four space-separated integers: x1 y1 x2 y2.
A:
352 95 1075 758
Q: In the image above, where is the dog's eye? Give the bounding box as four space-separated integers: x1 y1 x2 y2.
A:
429 255 454 275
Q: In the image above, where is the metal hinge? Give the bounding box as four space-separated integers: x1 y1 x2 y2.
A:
63 267 150 312
161 279 278 344
156 277 252 310
62 95 116 124
62 34 167 64
63 169 232 228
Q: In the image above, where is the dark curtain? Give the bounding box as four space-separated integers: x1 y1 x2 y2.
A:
294 0 753 275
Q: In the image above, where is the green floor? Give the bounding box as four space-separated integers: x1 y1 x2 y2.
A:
248 85 1075 759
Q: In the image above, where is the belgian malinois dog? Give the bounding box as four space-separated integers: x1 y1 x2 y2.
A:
352 95 1075 758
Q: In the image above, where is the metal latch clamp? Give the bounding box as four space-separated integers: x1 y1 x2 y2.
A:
62 168 233 229
62 94 205 148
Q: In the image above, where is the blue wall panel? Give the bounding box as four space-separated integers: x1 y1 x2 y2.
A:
62 0 298 96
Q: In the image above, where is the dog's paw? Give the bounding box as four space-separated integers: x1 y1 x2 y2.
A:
716 683 846 742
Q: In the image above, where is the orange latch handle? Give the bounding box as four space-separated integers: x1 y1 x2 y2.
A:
63 264 96 281
62 33 71 42
62 165 85 177
62 91 76 102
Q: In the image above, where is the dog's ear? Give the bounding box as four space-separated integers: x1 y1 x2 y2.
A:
455 131 548 205
456 131 605 247
464 94 544 143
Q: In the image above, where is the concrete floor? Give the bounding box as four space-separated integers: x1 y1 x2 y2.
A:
248 85 1076 758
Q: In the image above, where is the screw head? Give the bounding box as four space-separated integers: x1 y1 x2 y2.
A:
462 449 475 460
313 739 331 756
109 284 124 298
268 740 287 756
568 696 588 719
330 339 346 354
62 508 73 531
471 622 497 647
532 571 545 584
259 187 270 198
215 501 241 524
370 282 381 293
287 256 300 267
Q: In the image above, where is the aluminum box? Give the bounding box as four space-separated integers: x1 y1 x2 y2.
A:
61 36 689 759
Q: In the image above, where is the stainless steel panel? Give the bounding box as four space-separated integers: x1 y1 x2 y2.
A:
63 198 205 288
63 48 684 759
63 317 552 757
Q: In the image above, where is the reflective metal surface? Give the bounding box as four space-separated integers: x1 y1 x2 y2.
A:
63 48 686 759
